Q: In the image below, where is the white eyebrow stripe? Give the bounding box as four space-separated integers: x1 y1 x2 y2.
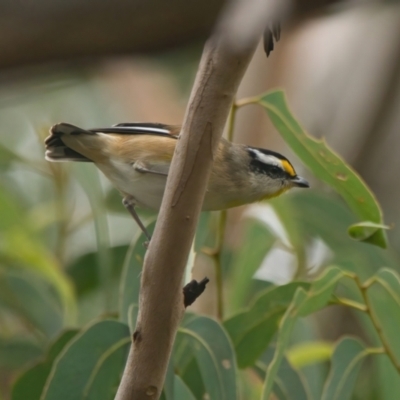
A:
251 149 284 169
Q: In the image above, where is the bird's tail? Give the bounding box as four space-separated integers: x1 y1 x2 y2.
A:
45 123 94 162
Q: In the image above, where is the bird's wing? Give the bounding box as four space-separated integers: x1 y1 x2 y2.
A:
89 123 181 137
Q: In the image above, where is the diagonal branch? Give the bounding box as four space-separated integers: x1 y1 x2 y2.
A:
115 1 288 399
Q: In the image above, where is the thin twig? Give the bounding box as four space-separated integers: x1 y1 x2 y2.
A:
204 102 238 320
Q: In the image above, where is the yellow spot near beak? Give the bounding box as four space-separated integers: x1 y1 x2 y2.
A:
281 160 296 177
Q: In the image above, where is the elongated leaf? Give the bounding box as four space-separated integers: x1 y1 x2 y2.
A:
321 337 371 400
174 375 196 400
287 341 333 369
297 267 344 316
0 337 42 371
180 359 205 399
224 282 309 368
161 358 175 400
261 288 307 400
279 191 396 282
67 245 128 297
261 267 344 399
0 189 75 322
42 320 129 400
195 211 216 252
348 222 390 245
375 356 400 400
12 330 78 400
119 221 156 323
73 166 113 315
83 337 130 400
258 90 387 248
256 349 311 400
373 268 400 299
228 220 275 312
366 268 400 364
175 315 238 400
0 268 63 338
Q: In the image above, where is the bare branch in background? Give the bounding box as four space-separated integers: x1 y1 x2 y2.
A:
0 0 225 70
0 0 339 74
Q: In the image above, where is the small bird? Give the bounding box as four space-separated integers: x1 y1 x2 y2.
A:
45 122 309 239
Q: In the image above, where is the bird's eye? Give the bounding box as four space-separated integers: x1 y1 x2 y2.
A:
266 165 284 178
269 165 280 173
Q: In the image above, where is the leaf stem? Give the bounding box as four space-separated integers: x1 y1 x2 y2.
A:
226 100 237 141
330 296 367 312
215 211 226 320
235 96 260 108
203 102 239 320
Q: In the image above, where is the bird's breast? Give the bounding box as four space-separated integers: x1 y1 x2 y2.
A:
96 159 167 210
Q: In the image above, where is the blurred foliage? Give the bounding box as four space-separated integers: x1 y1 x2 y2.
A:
1 65 400 400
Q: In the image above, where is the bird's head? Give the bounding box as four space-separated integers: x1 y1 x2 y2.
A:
246 147 309 200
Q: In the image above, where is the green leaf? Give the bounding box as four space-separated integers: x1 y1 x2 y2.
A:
348 222 390 245
119 220 156 323
375 356 400 400
73 165 114 315
179 359 205 399
162 358 175 400
366 268 400 364
12 330 78 400
195 211 217 252
104 189 126 213
173 375 196 400
228 220 275 313
256 348 311 400
373 268 400 297
258 90 387 248
261 267 344 399
321 337 372 400
42 320 129 400
0 189 76 323
175 315 238 400
67 245 128 297
224 282 309 368
287 341 333 369
83 337 130 400
261 289 307 400
0 268 63 338
273 190 397 281
0 337 43 371
296 267 344 316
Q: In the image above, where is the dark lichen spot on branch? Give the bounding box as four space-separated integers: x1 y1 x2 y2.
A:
183 277 210 307
263 22 281 57
133 330 142 343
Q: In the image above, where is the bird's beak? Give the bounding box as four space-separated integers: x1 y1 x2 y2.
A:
291 175 310 188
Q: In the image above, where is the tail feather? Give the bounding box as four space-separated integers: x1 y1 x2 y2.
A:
44 121 180 163
45 123 93 162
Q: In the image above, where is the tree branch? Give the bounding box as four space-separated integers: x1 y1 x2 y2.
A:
114 1 285 399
